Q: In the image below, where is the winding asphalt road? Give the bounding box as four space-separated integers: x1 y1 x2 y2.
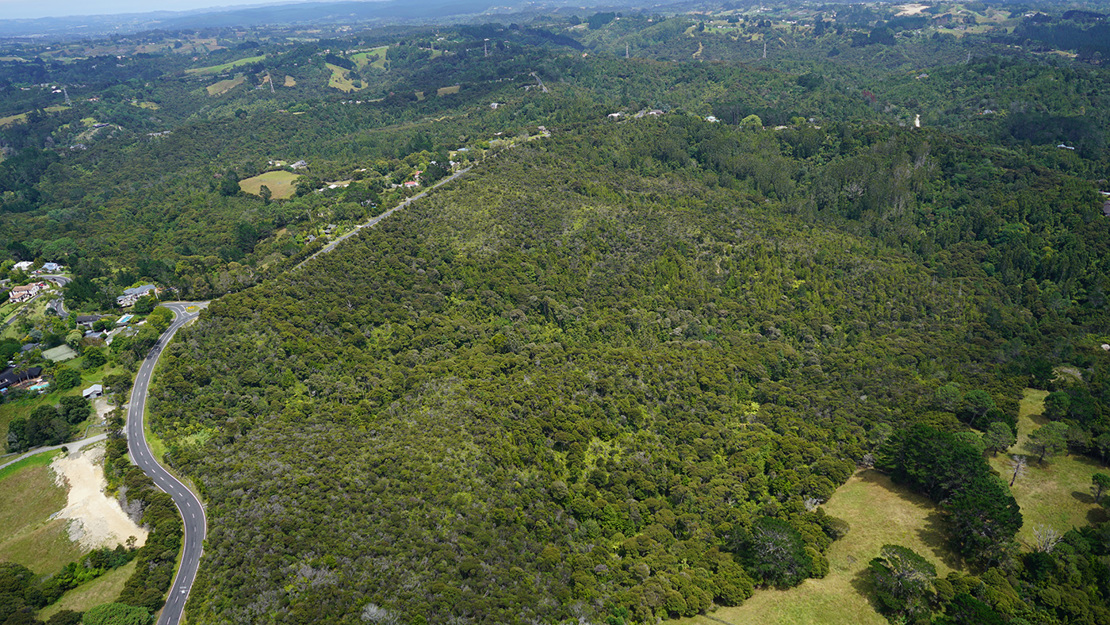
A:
127 301 208 625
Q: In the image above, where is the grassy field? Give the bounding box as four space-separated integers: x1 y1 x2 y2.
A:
206 75 246 96
0 112 27 127
673 470 959 625
352 46 388 69
988 389 1109 547
284 75 296 87
38 560 136 620
326 63 362 92
185 54 264 75
239 170 301 199
0 450 86 575
437 85 461 97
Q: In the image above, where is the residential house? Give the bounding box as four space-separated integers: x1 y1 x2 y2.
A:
41 262 62 273
8 283 42 304
76 315 103 328
82 384 103 399
13 261 33 272
116 284 157 308
0 366 42 391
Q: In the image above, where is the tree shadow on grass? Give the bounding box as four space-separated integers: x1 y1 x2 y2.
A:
1071 490 1095 505
849 565 876 610
916 511 963 571
1088 506 1109 525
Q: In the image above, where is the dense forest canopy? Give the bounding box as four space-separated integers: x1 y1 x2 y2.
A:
3 1 1110 624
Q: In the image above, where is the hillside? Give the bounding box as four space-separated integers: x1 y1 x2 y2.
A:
3 3 1110 624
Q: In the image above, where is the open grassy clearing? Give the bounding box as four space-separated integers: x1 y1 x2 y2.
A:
38 560 136 620
672 470 959 625
326 63 362 92
185 54 264 75
239 170 301 199
437 85 461 96
0 450 86 575
284 75 296 87
988 389 1109 547
0 111 27 127
206 75 246 96
352 46 389 69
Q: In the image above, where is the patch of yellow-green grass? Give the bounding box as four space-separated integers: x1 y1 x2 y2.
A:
326 63 362 92
352 46 388 69
185 54 264 75
44 105 70 113
38 560 137 620
0 450 86 575
284 75 296 87
672 470 960 625
0 112 28 127
0 56 27 62
239 170 301 200
133 101 160 110
415 91 425 101
988 389 1108 548
437 85 460 97
206 75 246 96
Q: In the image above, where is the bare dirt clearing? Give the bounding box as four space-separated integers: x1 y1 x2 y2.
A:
51 444 147 550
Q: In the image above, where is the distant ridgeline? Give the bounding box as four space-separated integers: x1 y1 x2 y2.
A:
1 5 1110 623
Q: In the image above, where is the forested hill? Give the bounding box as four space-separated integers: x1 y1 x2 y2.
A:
149 116 1109 623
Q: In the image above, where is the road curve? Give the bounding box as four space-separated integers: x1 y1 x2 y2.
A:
126 301 208 625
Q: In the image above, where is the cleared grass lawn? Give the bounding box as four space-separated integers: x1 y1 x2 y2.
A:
437 85 461 96
206 75 245 96
0 112 27 127
988 389 1109 547
185 54 264 75
352 46 388 69
0 451 86 575
38 560 136 620
239 170 300 200
673 470 959 625
327 63 362 92
284 75 296 87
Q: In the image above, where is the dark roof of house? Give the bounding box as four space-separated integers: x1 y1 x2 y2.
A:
0 366 43 390
76 315 103 323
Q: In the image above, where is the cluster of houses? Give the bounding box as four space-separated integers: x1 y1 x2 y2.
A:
12 261 63 273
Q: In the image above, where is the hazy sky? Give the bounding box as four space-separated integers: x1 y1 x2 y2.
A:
0 0 280 19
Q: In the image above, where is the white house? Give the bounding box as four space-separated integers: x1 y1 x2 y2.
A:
82 384 103 399
116 284 157 307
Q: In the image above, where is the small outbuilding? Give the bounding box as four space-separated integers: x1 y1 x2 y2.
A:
83 384 103 399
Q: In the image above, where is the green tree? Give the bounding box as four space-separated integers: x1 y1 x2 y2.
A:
59 396 91 425
982 422 1015 456
53 366 81 390
740 114 763 128
934 383 962 412
740 517 813 587
1024 422 1068 462
868 544 937 623
1042 391 1070 420
146 307 174 334
1091 473 1110 503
